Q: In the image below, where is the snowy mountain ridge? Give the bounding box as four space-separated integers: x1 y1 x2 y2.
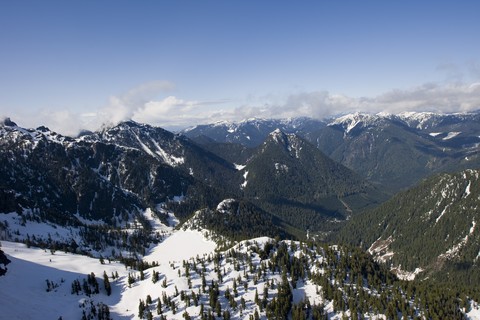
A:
327 112 389 134
327 110 480 132
183 110 480 139
1 118 74 147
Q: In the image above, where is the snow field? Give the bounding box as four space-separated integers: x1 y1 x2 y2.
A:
0 241 129 319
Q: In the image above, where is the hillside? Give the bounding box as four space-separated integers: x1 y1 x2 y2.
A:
2 225 480 319
82 120 241 193
0 118 240 259
239 130 385 233
336 169 480 284
0 119 232 224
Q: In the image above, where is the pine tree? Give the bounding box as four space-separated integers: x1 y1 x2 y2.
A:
156 298 162 315
254 309 260 320
215 300 222 317
128 273 135 287
103 271 111 296
138 299 145 319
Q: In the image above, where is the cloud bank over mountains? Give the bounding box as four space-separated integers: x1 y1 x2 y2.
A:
4 81 480 137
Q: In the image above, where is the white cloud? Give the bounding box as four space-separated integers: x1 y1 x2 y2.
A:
133 96 197 123
2 81 176 136
254 82 480 120
0 108 81 137
5 81 480 136
96 80 175 127
368 82 480 114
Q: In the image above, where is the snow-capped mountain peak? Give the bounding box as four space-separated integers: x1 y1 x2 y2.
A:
268 128 288 143
0 119 73 147
328 112 384 133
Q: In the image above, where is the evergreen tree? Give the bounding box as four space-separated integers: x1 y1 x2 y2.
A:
138 299 145 319
103 271 111 296
156 298 162 315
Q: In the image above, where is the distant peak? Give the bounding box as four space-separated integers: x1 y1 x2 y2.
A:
36 125 51 133
268 128 286 140
267 129 296 147
240 117 267 124
106 119 154 132
1 117 17 127
121 119 142 127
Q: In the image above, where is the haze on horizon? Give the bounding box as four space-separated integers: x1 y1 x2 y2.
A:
1 1 480 136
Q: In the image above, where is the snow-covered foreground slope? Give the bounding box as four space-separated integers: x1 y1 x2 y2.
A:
2 228 480 319
0 241 126 319
0 227 217 320
144 229 216 264
0 232 350 319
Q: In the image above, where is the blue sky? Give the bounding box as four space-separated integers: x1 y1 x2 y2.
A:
1 1 480 135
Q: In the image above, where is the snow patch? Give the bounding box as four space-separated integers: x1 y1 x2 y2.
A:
435 206 449 224
275 162 289 173
132 131 156 157
443 131 461 140
216 199 236 213
241 171 248 189
465 181 472 197
234 163 246 171
143 208 171 232
392 267 424 281
172 194 185 203
368 236 395 263
0 241 128 320
144 229 216 264
467 301 480 320
270 128 285 143
151 138 185 166
440 220 476 260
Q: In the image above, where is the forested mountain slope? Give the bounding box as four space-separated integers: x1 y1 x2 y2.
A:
239 129 385 233
337 169 480 284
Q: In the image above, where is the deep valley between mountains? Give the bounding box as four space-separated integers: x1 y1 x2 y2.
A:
1 112 480 319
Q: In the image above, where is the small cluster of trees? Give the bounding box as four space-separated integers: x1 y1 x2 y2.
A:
71 271 114 297
80 300 111 320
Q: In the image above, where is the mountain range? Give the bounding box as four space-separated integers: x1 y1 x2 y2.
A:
2 111 480 319
0 116 386 239
183 111 480 193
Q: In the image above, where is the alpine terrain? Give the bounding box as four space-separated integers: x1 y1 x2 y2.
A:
1 112 480 319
